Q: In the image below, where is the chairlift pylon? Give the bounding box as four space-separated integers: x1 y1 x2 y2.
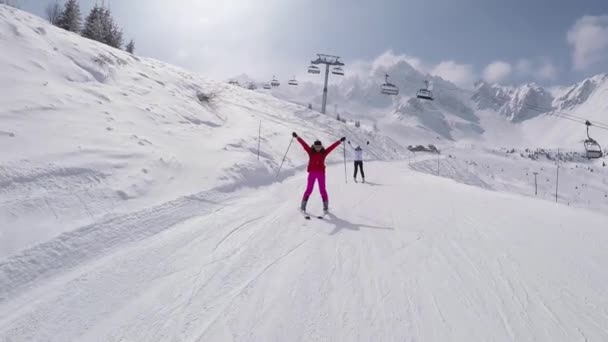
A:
584 120 603 159
381 73 399 96
416 80 434 101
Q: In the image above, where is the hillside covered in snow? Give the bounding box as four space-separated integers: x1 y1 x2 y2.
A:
0 5 406 257
1 5 608 342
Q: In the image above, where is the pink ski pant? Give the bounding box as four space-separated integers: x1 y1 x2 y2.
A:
303 171 328 202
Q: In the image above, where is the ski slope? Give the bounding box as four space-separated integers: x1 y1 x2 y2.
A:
2 5 608 342
0 5 404 258
410 146 608 212
2 163 608 341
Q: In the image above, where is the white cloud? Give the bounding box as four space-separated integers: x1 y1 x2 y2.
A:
130 0 288 80
341 51 479 88
369 50 429 74
567 15 608 70
515 58 558 81
536 60 558 81
482 61 512 83
431 61 477 88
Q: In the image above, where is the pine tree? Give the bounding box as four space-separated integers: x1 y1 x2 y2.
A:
107 24 123 48
125 39 135 54
82 4 104 41
103 7 123 48
57 0 82 33
83 5 123 48
100 7 112 44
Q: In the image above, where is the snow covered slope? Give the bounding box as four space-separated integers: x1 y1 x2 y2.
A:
410 146 608 212
2 5 608 342
2 163 608 341
0 5 405 258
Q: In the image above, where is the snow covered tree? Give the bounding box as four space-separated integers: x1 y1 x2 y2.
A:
81 4 104 41
82 4 123 48
100 6 120 48
57 0 82 33
125 39 135 54
45 1 62 25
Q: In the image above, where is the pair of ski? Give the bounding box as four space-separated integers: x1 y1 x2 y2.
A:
301 210 328 220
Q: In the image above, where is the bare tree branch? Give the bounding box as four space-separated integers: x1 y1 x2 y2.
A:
45 1 61 25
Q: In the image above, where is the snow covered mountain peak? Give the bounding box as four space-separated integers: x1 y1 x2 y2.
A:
472 82 553 122
554 73 608 111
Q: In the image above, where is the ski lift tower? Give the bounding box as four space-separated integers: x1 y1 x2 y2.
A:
309 54 345 114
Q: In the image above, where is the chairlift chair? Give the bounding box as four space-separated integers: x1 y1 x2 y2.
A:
584 120 603 159
381 74 399 96
247 83 257 90
332 67 344 76
416 80 434 101
288 76 298 86
263 83 272 90
270 76 280 87
308 65 320 74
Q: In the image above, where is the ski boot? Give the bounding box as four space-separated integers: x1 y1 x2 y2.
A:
362 177 365 183
323 201 329 214
300 199 308 212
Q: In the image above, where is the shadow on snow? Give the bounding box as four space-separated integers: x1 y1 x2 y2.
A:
325 213 394 235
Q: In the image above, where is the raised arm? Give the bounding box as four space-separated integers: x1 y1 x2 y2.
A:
325 137 345 155
293 133 311 153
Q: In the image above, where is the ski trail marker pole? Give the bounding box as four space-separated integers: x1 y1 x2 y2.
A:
257 121 261 160
343 142 348 184
555 148 560 203
276 137 294 178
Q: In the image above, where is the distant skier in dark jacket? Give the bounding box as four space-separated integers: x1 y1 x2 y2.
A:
349 140 369 183
293 132 345 213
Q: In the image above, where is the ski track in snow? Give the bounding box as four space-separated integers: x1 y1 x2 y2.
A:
1 163 608 341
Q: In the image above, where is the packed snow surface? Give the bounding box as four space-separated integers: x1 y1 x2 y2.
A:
2 163 608 341
1 5 608 342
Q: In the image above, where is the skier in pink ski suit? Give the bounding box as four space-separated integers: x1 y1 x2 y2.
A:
292 132 345 212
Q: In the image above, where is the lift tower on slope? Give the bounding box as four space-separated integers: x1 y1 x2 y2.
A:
308 54 345 114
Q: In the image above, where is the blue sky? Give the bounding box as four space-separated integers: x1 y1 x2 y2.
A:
17 0 608 86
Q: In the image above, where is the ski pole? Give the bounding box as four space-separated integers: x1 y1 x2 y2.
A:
276 136 294 178
343 142 348 184
257 121 261 160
